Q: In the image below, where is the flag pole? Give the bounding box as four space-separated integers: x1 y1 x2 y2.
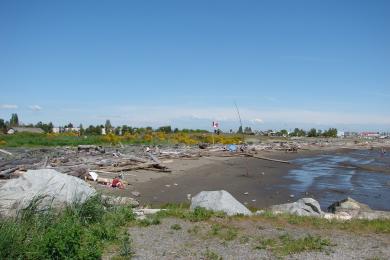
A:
212 121 215 146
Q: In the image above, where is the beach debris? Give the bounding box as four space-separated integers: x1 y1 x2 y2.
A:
243 192 249 195
227 144 237 152
111 175 125 189
0 169 96 217
190 190 252 216
101 195 139 207
198 143 208 149
244 153 290 164
0 149 13 156
88 171 98 181
270 198 323 217
134 208 165 220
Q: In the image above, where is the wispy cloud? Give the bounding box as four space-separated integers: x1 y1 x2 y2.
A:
251 118 264 124
0 104 18 109
29 105 42 111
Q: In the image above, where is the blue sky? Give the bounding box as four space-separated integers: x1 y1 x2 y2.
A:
1 0 389 131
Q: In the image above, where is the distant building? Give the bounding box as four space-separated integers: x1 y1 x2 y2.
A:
64 127 80 133
52 127 60 133
7 127 44 134
344 131 359 138
360 132 380 138
101 128 106 135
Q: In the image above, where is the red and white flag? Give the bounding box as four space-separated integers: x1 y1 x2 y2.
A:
212 121 219 128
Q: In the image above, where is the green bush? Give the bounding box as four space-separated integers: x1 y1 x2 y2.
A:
0 195 135 259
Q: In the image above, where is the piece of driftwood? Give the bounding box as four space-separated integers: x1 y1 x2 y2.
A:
244 153 290 164
147 152 161 164
0 167 19 178
93 169 137 177
0 149 12 156
101 160 170 172
122 155 149 163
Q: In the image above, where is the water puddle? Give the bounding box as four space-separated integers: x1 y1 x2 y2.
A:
286 150 390 211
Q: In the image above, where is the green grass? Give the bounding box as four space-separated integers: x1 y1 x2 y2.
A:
254 234 332 256
208 224 238 241
252 211 390 234
0 132 106 147
170 223 182 230
203 248 223 260
157 203 226 222
0 195 136 259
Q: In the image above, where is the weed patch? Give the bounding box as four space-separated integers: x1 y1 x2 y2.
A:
0 195 136 259
253 211 390 234
170 223 182 230
203 248 223 260
254 234 332 256
208 224 238 241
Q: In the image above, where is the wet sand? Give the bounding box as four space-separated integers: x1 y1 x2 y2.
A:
131 152 304 209
94 147 390 210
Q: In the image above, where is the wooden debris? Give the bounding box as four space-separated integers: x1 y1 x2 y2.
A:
0 149 12 156
244 153 291 164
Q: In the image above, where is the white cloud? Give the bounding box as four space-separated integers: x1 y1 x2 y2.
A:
251 118 264 124
29 105 42 111
0 104 18 109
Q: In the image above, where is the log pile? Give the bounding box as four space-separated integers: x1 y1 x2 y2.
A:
0 142 300 181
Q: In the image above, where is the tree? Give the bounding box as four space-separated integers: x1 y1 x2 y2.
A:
157 126 172 133
323 128 337 138
105 120 112 133
79 124 85 135
308 128 318 137
237 126 243 134
10 113 19 127
279 129 288 136
244 127 253 134
67 123 74 128
290 128 306 137
0 119 6 133
35 121 54 133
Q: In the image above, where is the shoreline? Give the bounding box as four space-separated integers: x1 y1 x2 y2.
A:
92 146 390 211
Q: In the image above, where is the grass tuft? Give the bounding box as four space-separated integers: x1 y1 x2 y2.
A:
0 195 136 259
254 234 332 256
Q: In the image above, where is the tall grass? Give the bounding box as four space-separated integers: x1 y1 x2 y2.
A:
0 195 135 259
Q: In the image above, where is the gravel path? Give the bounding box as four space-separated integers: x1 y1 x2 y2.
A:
119 218 390 260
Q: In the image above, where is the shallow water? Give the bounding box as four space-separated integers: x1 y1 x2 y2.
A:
286 149 390 211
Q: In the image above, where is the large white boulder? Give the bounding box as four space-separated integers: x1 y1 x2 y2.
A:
0 169 96 217
190 190 252 216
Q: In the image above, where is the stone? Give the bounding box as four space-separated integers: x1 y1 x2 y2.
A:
101 195 139 207
131 191 141 197
0 169 96 217
190 190 252 216
270 198 323 217
327 197 390 220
